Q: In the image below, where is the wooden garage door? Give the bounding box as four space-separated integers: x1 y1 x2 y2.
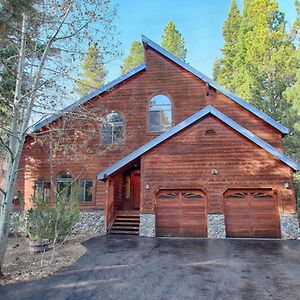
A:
224 189 281 238
156 190 207 237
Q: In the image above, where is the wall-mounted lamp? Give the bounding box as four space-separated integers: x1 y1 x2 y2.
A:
145 183 150 190
210 169 219 175
283 181 290 189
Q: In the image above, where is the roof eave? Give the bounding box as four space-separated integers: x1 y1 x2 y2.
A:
97 104 299 180
31 63 147 133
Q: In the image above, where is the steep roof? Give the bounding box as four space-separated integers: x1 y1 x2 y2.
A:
97 105 299 180
31 63 147 133
32 36 288 135
141 35 288 135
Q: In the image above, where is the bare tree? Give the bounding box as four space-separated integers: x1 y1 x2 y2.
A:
0 0 120 277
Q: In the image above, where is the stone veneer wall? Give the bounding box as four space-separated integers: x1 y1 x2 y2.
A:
280 213 300 240
9 210 105 235
207 214 226 239
139 214 156 237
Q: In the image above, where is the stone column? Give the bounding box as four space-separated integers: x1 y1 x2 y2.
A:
280 213 299 240
139 214 156 237
207 213 226 239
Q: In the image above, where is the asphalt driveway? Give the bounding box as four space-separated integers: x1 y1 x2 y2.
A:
1 236 300 300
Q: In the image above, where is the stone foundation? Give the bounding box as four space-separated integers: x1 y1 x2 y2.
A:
9 210 105 235
72 210 105 235
280 213 300 240
139 214 156 237
207 214 226 239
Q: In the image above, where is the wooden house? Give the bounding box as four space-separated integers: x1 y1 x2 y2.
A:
14 36 300 239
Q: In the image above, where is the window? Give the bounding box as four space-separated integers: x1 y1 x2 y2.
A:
159 192 178 199
102 112 124 145
34 181 51 202
149 95 172 132
56 171 72 199
78 180 93 202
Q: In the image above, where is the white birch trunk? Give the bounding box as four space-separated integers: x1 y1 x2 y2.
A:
0 14 27 277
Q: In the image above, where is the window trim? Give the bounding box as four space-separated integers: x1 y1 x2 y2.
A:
78 179 94 203
148 94 173 133
34 180 51 202
56 171 73 201
101 111 125 145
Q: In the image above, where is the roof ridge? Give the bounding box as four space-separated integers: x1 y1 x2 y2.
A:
141 35 289 135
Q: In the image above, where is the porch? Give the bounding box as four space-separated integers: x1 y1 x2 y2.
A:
104 161 141 235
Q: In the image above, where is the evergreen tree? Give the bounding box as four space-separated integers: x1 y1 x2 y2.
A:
215 0 242 91
120 41 144 75
161 21 187 60
76 43 107 96
216 0 297 121
215 0 299 159
282 0 300 160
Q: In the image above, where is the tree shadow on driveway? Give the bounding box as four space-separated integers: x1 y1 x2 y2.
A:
1 236 300 300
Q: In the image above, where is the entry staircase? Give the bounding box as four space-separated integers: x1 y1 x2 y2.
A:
109 211 140 235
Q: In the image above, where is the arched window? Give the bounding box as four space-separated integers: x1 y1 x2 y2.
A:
149 95 172 132
56 171 72 199
102 112 124 145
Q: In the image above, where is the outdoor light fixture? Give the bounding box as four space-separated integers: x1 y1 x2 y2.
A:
210 169 219 175
145 183 150 189
284 181 290 189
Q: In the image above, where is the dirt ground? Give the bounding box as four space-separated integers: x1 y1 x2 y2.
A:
0 233 97 285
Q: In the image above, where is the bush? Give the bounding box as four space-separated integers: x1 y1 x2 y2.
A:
22 184 80 241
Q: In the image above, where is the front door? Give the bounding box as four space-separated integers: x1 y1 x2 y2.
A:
130 170 140 210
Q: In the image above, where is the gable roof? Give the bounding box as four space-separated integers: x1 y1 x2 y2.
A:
141 35 289 135
31 63 147 133
32 36 288 135
97 105 299 180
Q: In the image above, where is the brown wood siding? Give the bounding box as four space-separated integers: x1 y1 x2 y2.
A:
16 45 289 210
113 174 124 210
141 116 295 214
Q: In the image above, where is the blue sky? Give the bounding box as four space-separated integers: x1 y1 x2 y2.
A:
106 0 298 82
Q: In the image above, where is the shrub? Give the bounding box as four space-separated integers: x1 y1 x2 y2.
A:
22 184 80 242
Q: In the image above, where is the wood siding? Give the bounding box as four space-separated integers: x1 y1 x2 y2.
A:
16 44 290 210
141 116 295 214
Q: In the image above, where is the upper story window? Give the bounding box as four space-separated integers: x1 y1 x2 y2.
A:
148 95 172 132
102 112 124 145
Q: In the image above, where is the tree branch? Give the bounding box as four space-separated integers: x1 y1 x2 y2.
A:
0 188 6 197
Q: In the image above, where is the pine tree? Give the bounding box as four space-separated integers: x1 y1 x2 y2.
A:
214 0 242 91
120 41 144 75
282 0 300 160
76 43 107 96
215 0 299 159
161 21 187 60
217 0 297 120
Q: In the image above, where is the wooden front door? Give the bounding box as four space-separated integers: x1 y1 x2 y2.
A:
130 170 140 210
156 190 207 237
224 189 281 238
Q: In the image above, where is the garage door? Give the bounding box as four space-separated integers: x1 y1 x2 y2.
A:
224 189 280 238
156 190 207 237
